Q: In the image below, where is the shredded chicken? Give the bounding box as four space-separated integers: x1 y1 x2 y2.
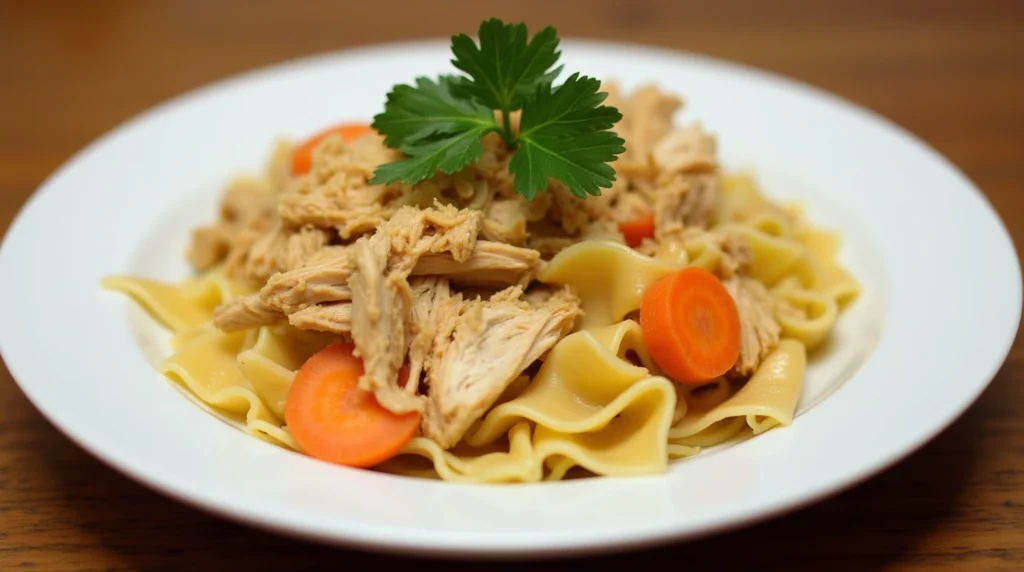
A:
638 225 751 279
633 172 720 233
212 292 286 332
271 133 401 243
405 277 452 388
481 199 527 245
242 223 333 284
421 285 581 448
187 177 277 273
723 276 782 376
603 82 682 171
265 140 296 194
346 203 526 413
213 240 542 332
287 303 352 334
348 227 418 412
414 241 542 287
652 124 717 175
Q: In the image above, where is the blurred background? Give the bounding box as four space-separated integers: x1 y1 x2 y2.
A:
1 0 1021 238
1 1 1022 570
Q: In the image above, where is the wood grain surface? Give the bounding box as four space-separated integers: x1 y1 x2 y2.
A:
1 1 1022 570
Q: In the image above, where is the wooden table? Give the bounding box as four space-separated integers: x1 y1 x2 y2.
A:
1 1 1022 569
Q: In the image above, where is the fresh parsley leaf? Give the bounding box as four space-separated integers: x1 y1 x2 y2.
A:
450 18 562 113
370 129 491 185
369 76 498 185
510 73 625 199
369 18 624 200
371 76 497 149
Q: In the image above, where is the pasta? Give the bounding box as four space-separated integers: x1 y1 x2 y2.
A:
383 321 678 482
103 271 333 450
537 241 679 328
102 78 860 483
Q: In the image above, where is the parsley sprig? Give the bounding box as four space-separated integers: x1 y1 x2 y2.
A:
368 18 625 199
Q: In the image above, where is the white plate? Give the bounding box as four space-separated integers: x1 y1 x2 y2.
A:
0 39 1020 559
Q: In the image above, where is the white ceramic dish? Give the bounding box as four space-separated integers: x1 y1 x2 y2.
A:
0 39 1019 559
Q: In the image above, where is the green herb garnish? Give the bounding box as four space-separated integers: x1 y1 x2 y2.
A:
368 18 625 199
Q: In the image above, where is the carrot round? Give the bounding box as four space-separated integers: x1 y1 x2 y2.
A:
285 342 419 468
639 267 742 384
619 214 655 247
291 122 375 175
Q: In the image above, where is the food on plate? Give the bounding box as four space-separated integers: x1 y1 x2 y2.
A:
102 18 860 482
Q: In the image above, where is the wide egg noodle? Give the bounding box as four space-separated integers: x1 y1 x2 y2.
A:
537 240 680 328
236 325 337 418
159 327 298 448
772 276 839 350
716 222 813 288
715 173 860 350
102 269 334 451
379 422 540 483
380 320 680 482
794 225 862 309
101 266 252 334
669 339 807 442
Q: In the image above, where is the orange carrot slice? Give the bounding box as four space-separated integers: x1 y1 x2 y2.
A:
618 214 655 247
291 123 375 175
639 267 742 384
285 342 419 468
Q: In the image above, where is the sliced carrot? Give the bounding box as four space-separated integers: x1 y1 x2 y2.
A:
285 342 419 468
639 266 741 384
291 123 375 175
618 214 655 247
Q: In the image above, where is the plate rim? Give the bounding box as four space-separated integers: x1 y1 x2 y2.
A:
0 37 1020 559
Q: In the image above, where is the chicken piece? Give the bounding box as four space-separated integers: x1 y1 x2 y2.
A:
302 245 347 264
212 240 542 332
638 172 720 233
347 232 419 413
503 189 551 224
603 82 682 169
221 227 267 282
242 224 289 283
414 241 541 287
212 293 287 332
385 203 482 264
547 182 591 235
723 276 782 377
241 224 333 285
637 225 752 279
277 133 403 239
284 226 333 270
287 303 353 334
279 190 392 240
264 139 295 194
581 219 626 244
652 124 717 175
421 285 581 448
481 199 527 246
345 204 488 414
611 190 653 223
405 277 453 387
260 247 353 314
220 177 278 229
187 177 277 272
212 246 353 333
188 227 229 270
